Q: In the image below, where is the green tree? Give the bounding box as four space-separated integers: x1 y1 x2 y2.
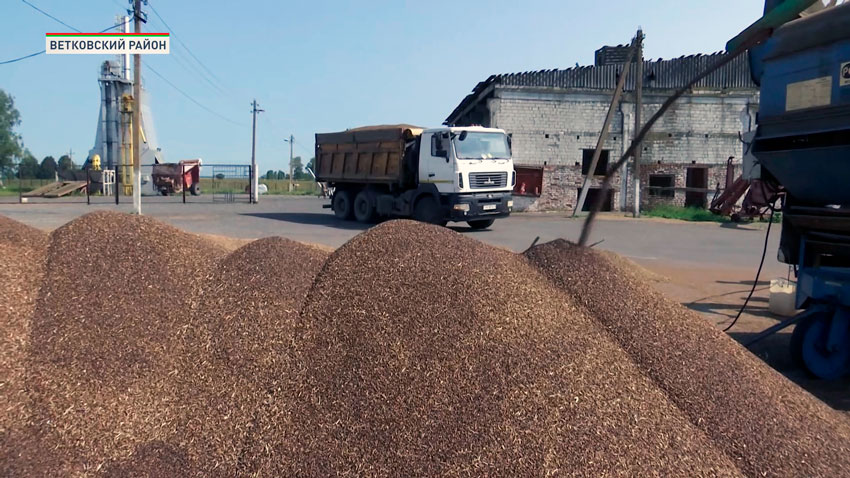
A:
276 170 286 180
291 156 304 180
0 89 23 177
38 156 57 179
58 154 76 171
17 150 39 178
265 169 276 180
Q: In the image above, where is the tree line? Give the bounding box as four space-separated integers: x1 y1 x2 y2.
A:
264 156 315 181
0 88 78 181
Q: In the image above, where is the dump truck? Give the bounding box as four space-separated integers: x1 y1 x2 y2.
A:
315 125 515 228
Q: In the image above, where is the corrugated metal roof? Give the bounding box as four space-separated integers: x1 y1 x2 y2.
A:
445 52 756 124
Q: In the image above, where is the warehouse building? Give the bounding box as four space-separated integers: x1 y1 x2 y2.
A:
444 46 760 212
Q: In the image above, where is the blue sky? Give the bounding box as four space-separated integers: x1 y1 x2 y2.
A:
1 0 764 174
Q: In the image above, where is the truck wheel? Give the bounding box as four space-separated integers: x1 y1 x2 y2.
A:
414 196 447 226
354 191 377 223
190 182 201 196
333 190 354 220
467 219 495 230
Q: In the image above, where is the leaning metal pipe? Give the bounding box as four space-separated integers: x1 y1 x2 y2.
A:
578 33 770 247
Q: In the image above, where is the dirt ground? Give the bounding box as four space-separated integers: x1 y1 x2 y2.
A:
635 259 850 413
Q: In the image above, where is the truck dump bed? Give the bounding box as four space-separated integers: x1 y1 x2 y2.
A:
315 125 423 185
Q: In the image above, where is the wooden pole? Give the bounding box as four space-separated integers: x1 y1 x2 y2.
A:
572 35 638 217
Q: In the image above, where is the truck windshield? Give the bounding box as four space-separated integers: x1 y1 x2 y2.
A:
453 132 511 160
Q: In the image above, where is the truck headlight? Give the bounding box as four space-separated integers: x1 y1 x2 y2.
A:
507 200 514 209
453 203 470 212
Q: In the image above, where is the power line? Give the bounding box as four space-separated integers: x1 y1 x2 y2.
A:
8 1 242 127
1 20 131 65
20 0 82 32
145 13 226 95
143 60 245 126
146 0 228 92
0 50 45 65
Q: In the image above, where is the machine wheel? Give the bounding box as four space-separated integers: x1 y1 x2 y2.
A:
413 196 447 226
160 190 169 196
332 190 354 220
353 190 377 223
467 219 495 230
790 314 816 368
792 309 850 380
189 182 201 196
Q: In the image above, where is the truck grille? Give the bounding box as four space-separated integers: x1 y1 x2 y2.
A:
469 172 508 189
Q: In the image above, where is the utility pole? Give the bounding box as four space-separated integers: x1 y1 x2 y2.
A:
288 134 294 192
250 99 263 204
132 0 144 215
633 29 644 218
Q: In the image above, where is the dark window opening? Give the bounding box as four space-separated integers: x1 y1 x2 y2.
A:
577 188 613 212
648 174 675 198
581 149 610 176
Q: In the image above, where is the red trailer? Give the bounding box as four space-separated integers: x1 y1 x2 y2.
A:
152 159 202 196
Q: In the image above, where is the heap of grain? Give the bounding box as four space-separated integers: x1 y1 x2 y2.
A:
183 237 329 476
25 211 226 475
0 216 48 472
285 220 743 477
525 239 850 478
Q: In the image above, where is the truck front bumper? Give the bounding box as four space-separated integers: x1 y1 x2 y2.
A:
447 192 513 221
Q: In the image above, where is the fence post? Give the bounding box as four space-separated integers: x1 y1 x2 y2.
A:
182 163 187 204
18 166 23 204
86 167 91 205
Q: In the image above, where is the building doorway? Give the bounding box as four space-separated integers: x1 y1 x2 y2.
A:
577 187 613 212
685 167 708 208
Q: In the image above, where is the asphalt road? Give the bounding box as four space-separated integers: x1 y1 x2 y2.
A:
0 195 783 273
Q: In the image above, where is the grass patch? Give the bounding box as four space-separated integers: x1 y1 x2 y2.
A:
644 205 728 223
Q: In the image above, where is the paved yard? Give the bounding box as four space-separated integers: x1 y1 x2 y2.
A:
0 195 782 270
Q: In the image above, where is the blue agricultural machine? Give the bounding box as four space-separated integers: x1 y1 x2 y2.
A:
740 1 850 379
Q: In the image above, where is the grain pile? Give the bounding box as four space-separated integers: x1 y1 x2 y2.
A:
0 216 48 472
25 211 226 475
184 237 329 476
525 239 850 478
288 220 743 477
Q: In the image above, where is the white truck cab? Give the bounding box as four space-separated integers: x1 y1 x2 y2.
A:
419 126 515 224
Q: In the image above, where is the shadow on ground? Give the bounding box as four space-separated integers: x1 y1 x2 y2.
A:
241 212 371 231
242 212 496 234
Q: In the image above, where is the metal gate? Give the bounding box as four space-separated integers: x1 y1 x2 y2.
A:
208 164 252 203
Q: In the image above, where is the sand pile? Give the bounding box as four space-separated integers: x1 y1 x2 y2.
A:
525 239 850 478
287 220 743 477
184 237 329 476
0 217 48 472
25 211 226 475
